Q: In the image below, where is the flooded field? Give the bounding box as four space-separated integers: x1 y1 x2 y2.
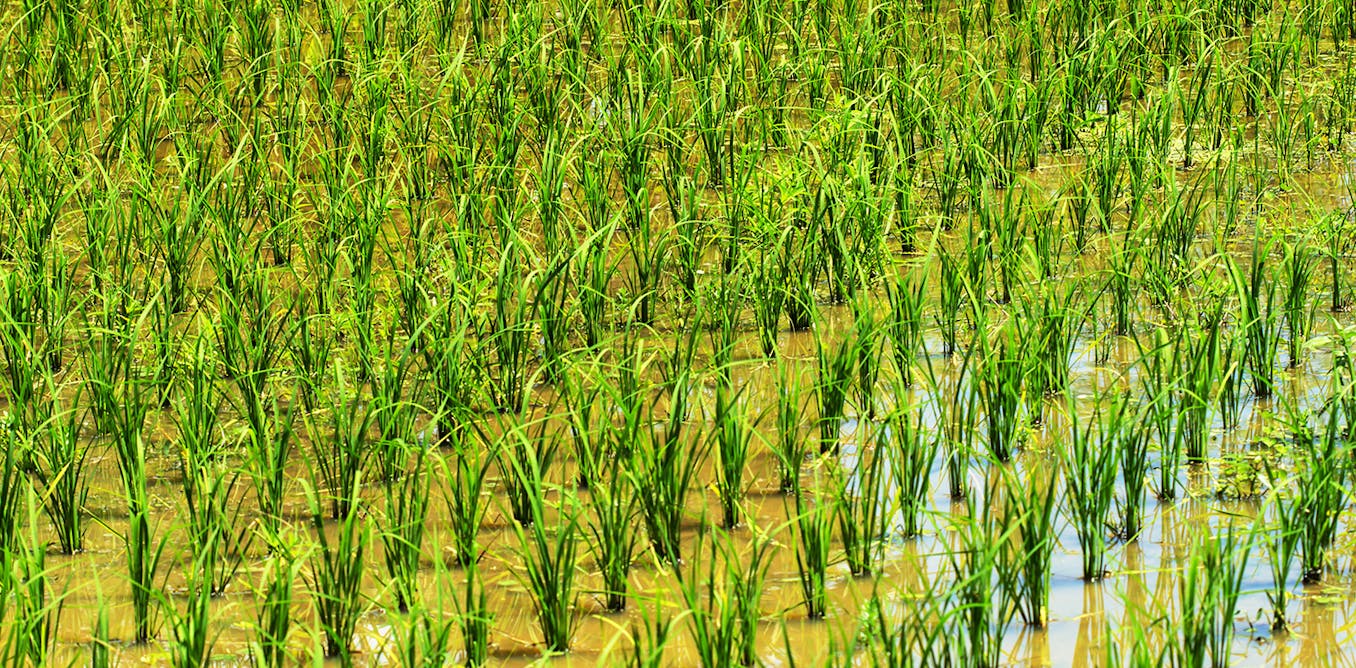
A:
3 0 1356 666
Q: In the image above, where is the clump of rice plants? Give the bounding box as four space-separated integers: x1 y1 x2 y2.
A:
507 439 581 654
834 418 891 576
6 0 1356 663
1062 394 1120 581
303 479 369 663
815 332 854 455
788 475 833 620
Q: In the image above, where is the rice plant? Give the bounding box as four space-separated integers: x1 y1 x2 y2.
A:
712 384 756 529
1295 409 1347 583
1227 236 1283 398
788 476 833 620
977 322 1025 463
887 395 937 539
382 441 432 612
303 480 370 664
1005 464 1059 627
630 365 703 566
773 365 811 494
507 439 581 654
835 418 891 576
28 390 88 554
1281 238 1317 368
251 542 302 668
584 446 639 613
1062 395 1120 581
816 332 854 455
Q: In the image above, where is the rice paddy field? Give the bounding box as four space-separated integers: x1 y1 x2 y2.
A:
9 0 1356 665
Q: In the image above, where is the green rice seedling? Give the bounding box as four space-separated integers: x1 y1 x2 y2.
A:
937 248 966 356
773 365 810 494
422 294 475 442
1180 315 1224 465
1005 464 1058 627
488 242 534 412
630 381 704 566
782 228 818 332
251 540 303 668
888 390 938 539
1111 392 1151 541
1174 524 1251 668
89 582 110 668
533 252 572 384
577 200 617 351
835 418 891 576
1138 330 1185 501
851 293 883 419
109 367 165 644
788 476 833 619
79 296 130 436
1107 239 1139 337
1262 463 1302 633
0 278 42 433
884 267 926 387
214 269 289 437
584 443 639 613
457 555 491 667
816 332 854 454
673 522 740 666
621 594 675 668
35 248 74 374
6 491 62 666
161 535 218 668
499 411 559 527
926 348 980 499
1216 328 1246 432
303 480 370 664
751 244 786 358
1226 235 1283 398
863 574 950 667
247 388 298 547
148 291 179 407
706 274 744 387
176 340 251 595
29 389 88 554
1319 210 1349 312
442 422 495 570
391 559 458 668
1281 237 1317 368
713 383 757 529
622 210 669 328
669 177 705 300
977 322 1024 463
371 330 421 484
1296 409 1346 583
675 515 773 668
306 360 372 521
1062 395 1120 580
507 446 581 654
287 298 335 418
382 441 432 612
562 371 607 489
1028 280 1090 398
946 479 1016 668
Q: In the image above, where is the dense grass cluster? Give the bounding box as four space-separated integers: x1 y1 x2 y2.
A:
2 0 1356 664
